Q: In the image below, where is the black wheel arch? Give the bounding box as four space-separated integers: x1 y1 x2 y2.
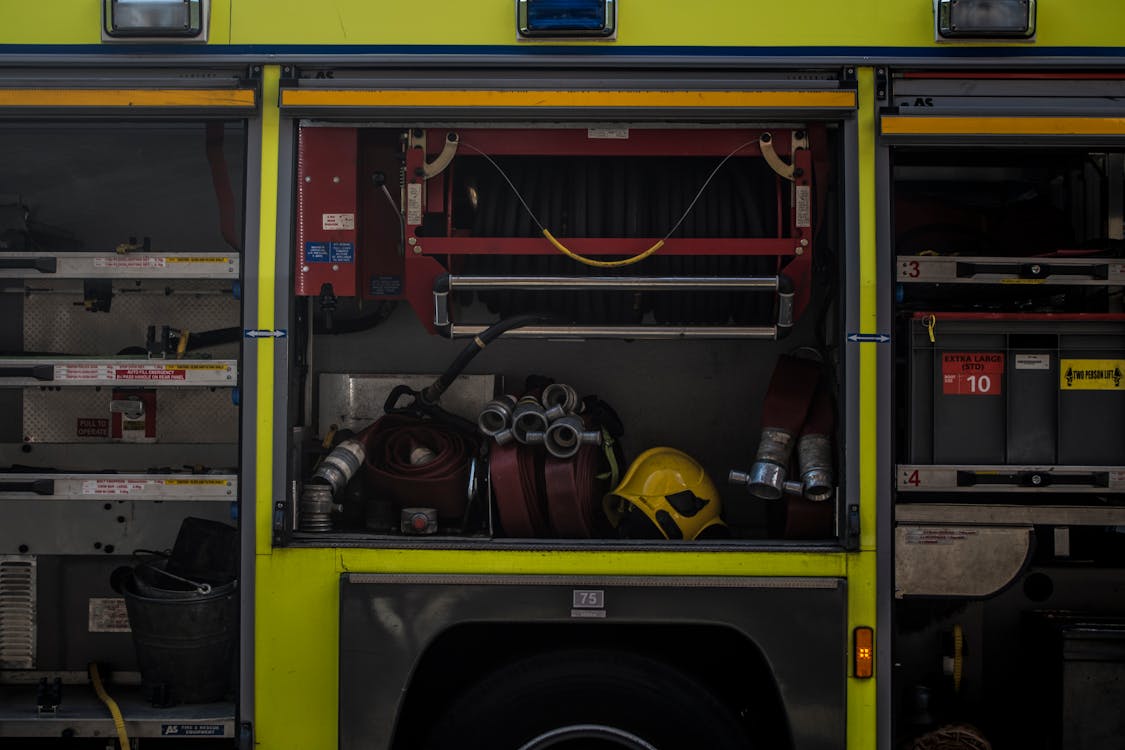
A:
390 621 794 750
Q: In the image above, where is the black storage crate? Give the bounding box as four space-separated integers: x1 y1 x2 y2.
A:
908 314 1125 467
1025 612 1125 750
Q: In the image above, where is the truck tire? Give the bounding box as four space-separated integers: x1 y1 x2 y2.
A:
424 648 752 750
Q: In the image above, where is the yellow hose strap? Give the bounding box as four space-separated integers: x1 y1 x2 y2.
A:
89 662 130 749
542 229 664 268
953 624 964 694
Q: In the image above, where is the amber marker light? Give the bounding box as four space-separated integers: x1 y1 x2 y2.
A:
854 627 874 678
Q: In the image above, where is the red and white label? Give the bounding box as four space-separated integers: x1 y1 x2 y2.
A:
114 368 186 381
942 352 1004 395
76 417 110 438
55 364 112 381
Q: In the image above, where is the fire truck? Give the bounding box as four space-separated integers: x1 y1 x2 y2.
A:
1 1 1124 748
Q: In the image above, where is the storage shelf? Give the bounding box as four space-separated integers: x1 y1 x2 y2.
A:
897 464 1125 493
896 254 1125 285
0 358 237 387
0 684 234 739
0 473 237 501
0 251 239 280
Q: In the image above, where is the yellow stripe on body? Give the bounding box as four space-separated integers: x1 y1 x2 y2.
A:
0 88 255 108
280 88 856 109
882 115 1125 136
254 66 280 555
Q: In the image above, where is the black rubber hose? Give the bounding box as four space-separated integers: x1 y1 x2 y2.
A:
421 312 554 405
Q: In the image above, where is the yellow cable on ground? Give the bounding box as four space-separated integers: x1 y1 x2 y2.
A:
542 229 664 268
89 662 130 749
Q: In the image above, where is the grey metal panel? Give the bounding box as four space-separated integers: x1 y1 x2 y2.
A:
20 388 238 444
873 94 895 750
0 443 237 472
281 70 856 121
238 80 269 730
0 500 233 556
339 573 847 750
842 100 861 549
896 503 1125 526
317 373 499 436
19 280 238 365
29 556 135 671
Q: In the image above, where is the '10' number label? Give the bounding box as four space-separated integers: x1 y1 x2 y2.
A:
942 352 1004 395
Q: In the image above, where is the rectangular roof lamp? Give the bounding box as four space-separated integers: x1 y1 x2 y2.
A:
103 0 207 41
518 0 616 38
937 0 1036 39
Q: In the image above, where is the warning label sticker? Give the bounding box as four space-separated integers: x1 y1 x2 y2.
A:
795 185 811 228
93 256 166 269
164 257 228 263
321 213 355 231
55 364 111 381
902 528 978 546
82 479 147 495
942 352 1004 395
587 127 629 139
89 598 131 632
115 368 186 381
406 183 423 226
1015 354 1050 370
164 478 228 486
77 417 110 437
1060 359 1124 390
161 724 227 737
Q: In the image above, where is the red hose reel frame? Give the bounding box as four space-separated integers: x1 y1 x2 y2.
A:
295 124 829 334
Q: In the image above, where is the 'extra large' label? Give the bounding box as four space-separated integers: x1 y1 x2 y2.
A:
942 352 1004 395
1060 359 1124 390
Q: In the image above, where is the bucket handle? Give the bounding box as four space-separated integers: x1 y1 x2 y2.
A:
146 565 212 595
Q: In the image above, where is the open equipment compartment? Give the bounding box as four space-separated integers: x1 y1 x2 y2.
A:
283 72 855 548
884 71 1125 750
0 75 250 741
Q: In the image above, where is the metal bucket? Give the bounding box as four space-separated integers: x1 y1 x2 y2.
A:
112 566 237 705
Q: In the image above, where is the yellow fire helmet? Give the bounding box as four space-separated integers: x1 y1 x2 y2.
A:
604 447 728 540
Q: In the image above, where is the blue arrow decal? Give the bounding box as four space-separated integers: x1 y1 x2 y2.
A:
847 333 891 343
243 329 288 339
